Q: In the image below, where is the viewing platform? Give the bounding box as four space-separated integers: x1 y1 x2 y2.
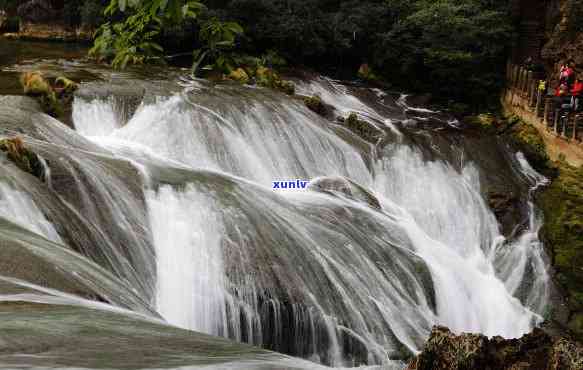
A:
503 62 583 167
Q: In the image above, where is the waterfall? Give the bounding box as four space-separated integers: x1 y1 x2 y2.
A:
0 73 552 368
62 76 550 367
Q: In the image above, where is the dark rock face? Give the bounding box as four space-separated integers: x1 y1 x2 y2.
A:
541 0 583 73
17 0 59 24
487 190 522 233
407 326 583 370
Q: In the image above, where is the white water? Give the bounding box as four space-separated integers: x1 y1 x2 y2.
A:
148 185 229 335
0 181 62 242
69 77 550 366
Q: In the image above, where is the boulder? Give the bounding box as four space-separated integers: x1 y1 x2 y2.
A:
20 71 51 96
407 326 583 370
255 66 295 95
304 95 328 116
0 136 44 180
339 112 383 143
308 176 381 210
228 68 250 85
20 71 62 118
54 76 79 95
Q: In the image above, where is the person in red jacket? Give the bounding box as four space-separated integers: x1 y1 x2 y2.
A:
572 77 583 96
555 83 569 97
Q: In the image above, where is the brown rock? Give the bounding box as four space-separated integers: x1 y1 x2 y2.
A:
407 326 582 370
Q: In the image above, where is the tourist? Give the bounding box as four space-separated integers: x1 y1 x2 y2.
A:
555 82 569 97
572 77 583 112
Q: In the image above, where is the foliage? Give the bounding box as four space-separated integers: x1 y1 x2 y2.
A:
211 0 512 109
191 17 243 76
90 10 164 68
539 161 583 340
89 0 513 107
90 0 206 68
374 0 511 109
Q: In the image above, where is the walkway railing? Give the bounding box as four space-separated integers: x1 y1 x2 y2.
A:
504 62 583 142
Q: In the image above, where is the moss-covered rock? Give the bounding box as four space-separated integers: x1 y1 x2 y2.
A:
275 79 295 95
507 118 550 172
255 66 295 95
463 113 498 134
407 326 582 370
19 71 64 118
0 137 44 180
465 114 550 173
228 68 250 85
303 95 327 116
54 76 79 95
340 112 382 143
20 71 52 96
538 161 583 340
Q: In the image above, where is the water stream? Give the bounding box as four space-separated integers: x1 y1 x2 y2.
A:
0 56 551 369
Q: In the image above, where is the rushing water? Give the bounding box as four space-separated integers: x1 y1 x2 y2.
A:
0 51 552 369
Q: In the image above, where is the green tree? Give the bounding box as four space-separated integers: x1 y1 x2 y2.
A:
90 0 207 68
191 17 243 76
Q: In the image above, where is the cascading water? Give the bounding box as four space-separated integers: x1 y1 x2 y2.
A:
0 67 551 369
58 75 550 367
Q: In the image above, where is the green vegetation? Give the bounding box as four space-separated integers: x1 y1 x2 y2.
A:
19 71 79 119
539 162 583 340
191 17 243 76
81 0 512 108
505 117 550 172
90 0 206 68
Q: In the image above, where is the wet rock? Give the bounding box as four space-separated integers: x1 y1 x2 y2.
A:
339 112 383 143
487 190 522 236
76 82 146 125
20 71 63 118
303 95 328 116
0 95 41 113
308 176 381 210
0 136 44 180
228 68 250 85
407 326 583 370
54 76 79 95
255 66 295 95
20 71 51 96
276 79 295 95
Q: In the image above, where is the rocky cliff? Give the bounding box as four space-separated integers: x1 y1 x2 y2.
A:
512 0 583 77
541 0 583 73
